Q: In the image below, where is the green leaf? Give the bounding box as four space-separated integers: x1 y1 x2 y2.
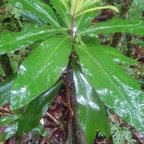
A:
0 26 67 54
20 10 46 24
0 114 20 126
77 5 119 17
8 0 60 26
50 0 71 28
32 122 48 137
75 44 144 133
129 0 144 20
60 0 71 14
75 0 101 14
1 122 18 141
79 18 144 36
73 64 111 143
81 36 101 46
75 7 100 32
10 34 72 110
74 1 103 32
0 75 16 106
70 0 77 14
17 82 61 134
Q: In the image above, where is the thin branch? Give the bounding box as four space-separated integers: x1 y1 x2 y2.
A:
45 112 60 126
65 66 74 120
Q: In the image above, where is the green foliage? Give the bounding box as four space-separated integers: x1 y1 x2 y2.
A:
73 65 111 142
17 81 62 135
97 110 136 144
0 114 20 126
78 18 144 36
131 38 144 48
0 75 16 106
8 48 30 73
1 122 18 141
129 0 144 20
107 111 135 144
0 0 144 143
0 64 5 77
0 1 22 30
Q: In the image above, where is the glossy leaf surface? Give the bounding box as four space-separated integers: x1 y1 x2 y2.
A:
73 65 110 143
0 114 20 126
74 1 102 32
0 26 67 54
20 10 46 24
17 82 61 134
1 122 18 141
75 9 100 32
76 45 144 132
50 0 71 28
10 35 72 110
9 0 60 26
74 1 117 32
80 36 101 46
0 75 16 106
79 18 144 36
60 0 71 14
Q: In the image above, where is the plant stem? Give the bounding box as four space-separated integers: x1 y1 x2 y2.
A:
71 14 76 37
67 65 86 144
65 66 74 120
70 0 77 37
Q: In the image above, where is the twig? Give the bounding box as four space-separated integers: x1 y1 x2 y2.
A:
65 66 74 120
132 131 144 144
0 107 13 114
48 127 58 141
45 112 59 126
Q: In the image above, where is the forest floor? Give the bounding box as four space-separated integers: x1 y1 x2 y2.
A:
0 80 144 144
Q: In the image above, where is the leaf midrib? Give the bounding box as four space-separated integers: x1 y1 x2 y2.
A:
79 21 142 35
78 46 140 121
26 36 70 91
11 35 71 109
0 27 66 51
